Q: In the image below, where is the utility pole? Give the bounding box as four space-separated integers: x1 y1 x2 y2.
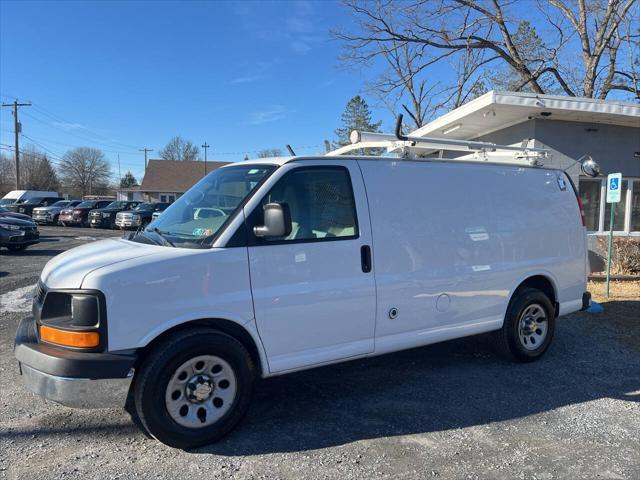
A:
117 153 122 186
1 100 32 189
201 142 209 175
139 147 153 170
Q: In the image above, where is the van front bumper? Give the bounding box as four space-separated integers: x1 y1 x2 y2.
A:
14 317 136 409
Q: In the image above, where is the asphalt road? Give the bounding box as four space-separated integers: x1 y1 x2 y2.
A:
1 227 639 479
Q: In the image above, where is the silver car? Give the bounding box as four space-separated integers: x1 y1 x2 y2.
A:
31 200 81 225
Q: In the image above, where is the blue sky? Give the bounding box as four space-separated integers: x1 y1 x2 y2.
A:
0 0 389 181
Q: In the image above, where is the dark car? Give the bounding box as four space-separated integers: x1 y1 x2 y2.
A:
115 202 170 229
58 200 112 227
0 216 40 251
0 207 32 222
88 201 141 229
4 196 63 216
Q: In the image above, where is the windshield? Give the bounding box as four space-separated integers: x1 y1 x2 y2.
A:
133 203 154 211
24 197 45 204
144 164 275 248
52 200 69 207
106 201 128 209
76 201 95 208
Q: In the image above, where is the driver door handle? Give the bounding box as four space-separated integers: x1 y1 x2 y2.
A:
361 245 372 273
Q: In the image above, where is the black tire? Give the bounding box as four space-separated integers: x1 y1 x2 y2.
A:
7 244 27 252
497 287 555 362
134 328 255 449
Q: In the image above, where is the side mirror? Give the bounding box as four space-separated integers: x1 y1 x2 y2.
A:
254 202 292 239
578 155 600 177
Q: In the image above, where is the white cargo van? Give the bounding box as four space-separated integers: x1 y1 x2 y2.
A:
0 190 59 206
14 124 597 448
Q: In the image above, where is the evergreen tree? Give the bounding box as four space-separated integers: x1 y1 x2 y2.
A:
490 21 559 94
333 96 382 149
120 171 139 188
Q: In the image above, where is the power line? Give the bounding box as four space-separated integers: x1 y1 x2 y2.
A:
20 110 140 153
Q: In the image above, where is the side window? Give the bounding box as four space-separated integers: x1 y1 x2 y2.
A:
258 167 358 241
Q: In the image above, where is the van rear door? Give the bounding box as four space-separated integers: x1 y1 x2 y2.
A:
246 161 376 373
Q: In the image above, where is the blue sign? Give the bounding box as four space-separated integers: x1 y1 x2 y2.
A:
609 178 619 190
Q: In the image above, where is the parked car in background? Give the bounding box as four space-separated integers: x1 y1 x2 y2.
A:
0 216 39 251
89 201 141 229
115 202 170 229
59 200 112 227
4 196 63 216
0 190 59 207
32 200 82 225
0 207 32 222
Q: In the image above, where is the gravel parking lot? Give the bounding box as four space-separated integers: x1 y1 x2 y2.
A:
1 227 639 479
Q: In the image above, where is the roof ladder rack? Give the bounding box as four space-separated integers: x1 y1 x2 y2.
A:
326 114 549 167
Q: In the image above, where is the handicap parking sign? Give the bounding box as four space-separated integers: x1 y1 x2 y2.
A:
606 173 622 203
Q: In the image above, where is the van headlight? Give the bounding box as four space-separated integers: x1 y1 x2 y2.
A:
102 212 111 218
38 291 104 349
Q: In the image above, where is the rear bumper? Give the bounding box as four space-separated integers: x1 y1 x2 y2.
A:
14 317 136 409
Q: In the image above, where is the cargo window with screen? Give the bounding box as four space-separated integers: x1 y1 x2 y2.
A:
261 167 358 241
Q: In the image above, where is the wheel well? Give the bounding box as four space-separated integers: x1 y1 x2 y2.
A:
514 275 558 316
135 319 263 374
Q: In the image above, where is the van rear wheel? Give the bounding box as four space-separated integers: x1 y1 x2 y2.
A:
133 328 255 449
497 287 555 362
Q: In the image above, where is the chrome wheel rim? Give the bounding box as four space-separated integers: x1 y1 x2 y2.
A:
518 303 548 351
165 355 237 428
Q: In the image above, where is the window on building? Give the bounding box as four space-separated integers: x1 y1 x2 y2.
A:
169 195 175 203
632 180 640 232
160 195 167 203
603 179 628 231
579 178 601 231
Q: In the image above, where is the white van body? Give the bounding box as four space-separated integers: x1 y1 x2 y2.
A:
16 156 588 447
0 190 59 205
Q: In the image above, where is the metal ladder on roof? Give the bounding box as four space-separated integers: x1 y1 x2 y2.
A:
326 114 550 167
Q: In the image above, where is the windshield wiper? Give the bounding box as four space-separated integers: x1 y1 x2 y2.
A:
151 227 176 247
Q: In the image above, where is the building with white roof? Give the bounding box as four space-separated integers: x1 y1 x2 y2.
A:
409 91 640 238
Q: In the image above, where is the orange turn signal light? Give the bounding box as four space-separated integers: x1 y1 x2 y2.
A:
40 325 100 348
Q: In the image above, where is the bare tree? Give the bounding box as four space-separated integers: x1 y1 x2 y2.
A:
337 0 639 127
257 148 283 158
59 147 112 197
0 152 15 193
158 136 200 161
20 145 60 192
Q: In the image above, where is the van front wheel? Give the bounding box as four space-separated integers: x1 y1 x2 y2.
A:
497 287 555 362
134 328 255 449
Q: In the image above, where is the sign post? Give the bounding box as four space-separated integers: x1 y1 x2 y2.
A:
605 173 622 298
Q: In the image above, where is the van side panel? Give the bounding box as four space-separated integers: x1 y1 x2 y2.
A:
357 159 585 354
